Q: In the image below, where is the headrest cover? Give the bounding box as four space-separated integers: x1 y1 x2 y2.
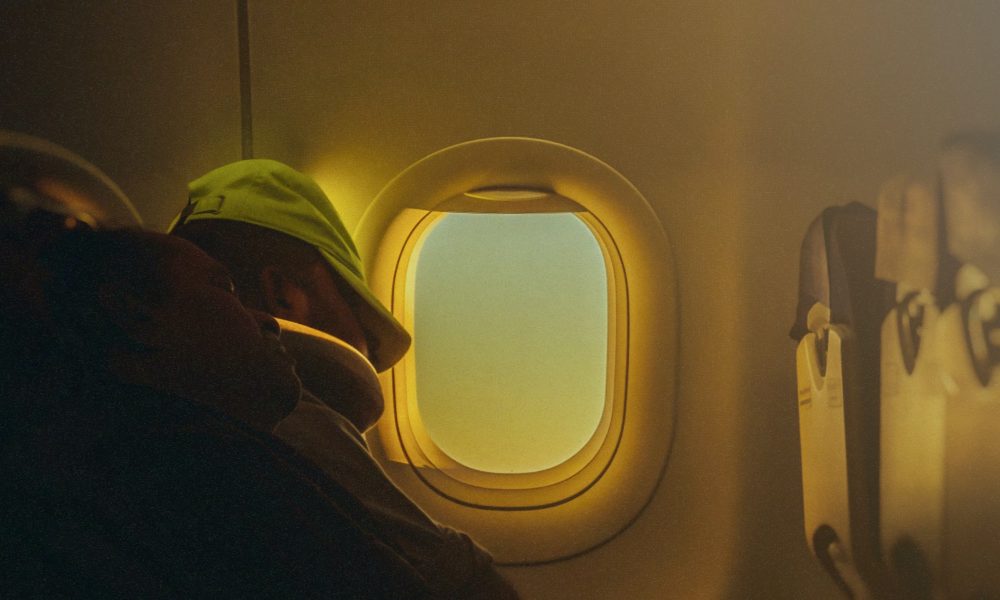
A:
940 132 1000 284
791 202 892 340
875 176 939 292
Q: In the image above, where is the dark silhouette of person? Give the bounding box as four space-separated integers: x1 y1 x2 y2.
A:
0 136 429 598
170 159 518 598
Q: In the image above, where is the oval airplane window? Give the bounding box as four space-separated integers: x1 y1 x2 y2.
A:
413 212 608 474
355 137 677 564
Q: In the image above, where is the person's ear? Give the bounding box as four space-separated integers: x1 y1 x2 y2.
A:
259 266 311 322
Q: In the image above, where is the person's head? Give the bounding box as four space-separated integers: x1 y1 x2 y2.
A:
40 228 301 431
0 132 144 427
168 159 411 373
171 219 371 359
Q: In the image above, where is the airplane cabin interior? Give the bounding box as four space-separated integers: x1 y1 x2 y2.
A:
4 2 1000 598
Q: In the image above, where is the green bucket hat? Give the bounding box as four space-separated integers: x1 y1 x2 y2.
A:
168 159 410 372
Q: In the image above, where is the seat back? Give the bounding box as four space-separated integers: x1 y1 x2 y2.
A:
792 202 895 598
936 134 1000 598
875 176 951 599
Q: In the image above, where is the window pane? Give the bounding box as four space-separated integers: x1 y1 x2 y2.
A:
413 213 608 473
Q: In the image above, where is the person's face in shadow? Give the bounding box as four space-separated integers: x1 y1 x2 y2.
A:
112 233 301 431
261 260 370 360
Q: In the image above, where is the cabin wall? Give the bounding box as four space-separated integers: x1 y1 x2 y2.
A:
0 0 243 226
4 2 1000 598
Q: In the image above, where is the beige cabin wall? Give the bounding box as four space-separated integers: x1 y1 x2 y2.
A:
246 3 1000 598
0 1 243 227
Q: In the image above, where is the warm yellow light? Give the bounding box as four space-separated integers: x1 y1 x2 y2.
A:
412 213 608 473
463 188 552 202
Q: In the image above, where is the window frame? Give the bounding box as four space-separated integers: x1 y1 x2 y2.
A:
355 137 677 564
382 204 628 507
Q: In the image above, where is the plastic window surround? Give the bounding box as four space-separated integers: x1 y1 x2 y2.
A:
384 199 623 507
355 137 677 564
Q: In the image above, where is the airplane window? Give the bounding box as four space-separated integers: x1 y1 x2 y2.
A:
412 212 608 474
356 137 676 563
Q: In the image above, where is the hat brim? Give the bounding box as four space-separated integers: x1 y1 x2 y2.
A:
316 247 411 372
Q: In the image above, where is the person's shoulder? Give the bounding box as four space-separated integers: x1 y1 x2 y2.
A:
277 389 370 447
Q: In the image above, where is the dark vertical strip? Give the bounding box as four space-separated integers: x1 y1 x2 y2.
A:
237 0 253 159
